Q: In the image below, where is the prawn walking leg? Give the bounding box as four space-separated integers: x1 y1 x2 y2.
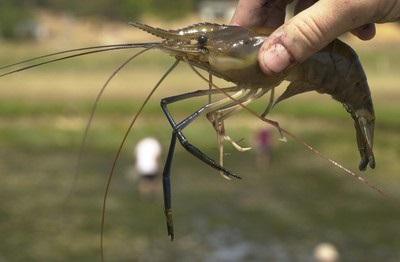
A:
161 87 244 179
162 132 177 240
206 88 256 176
161 87 247 239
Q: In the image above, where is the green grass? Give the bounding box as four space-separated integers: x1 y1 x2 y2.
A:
0 43 400 261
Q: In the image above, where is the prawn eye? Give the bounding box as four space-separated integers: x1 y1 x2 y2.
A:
197 35 208 47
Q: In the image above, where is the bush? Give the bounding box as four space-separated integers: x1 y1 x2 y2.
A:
0 1 34 39
32 0 198 20
36 0 148 20
0 0 203 39
147 0 194 20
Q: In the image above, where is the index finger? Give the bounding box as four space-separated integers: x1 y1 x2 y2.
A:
231 0 294 29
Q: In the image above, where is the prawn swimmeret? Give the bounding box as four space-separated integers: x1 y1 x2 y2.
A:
0 22 384 259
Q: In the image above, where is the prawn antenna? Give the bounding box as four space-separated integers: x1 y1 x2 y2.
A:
186 62 389 199
0 43 159 78
100 60 180 262
0 43 158 71
65 47 154 201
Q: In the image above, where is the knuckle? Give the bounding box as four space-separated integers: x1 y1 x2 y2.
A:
374 0 400 22
333 0 376 24
285 15 327 58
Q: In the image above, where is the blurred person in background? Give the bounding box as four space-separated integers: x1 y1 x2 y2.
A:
133 137 162 198
313 243 339 262
231 0 400 76
254 128 273 169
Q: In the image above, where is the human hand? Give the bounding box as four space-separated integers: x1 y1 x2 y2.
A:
231 0 400 74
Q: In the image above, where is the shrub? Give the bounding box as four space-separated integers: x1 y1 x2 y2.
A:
0 1 34 39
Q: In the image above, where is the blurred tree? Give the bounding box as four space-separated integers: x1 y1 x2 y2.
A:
119 0 151 20
30 0 190 20
0 0 34 39
148 0 194 20
0 0 205 39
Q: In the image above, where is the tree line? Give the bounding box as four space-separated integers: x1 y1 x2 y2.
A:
0 0 204 39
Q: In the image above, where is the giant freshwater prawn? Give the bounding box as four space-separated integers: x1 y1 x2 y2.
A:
0 22 390 260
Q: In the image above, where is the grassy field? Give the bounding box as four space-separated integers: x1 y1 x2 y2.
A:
0 38 400 261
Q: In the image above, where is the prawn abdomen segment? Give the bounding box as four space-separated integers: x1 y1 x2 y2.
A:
329 41 376 171
280 39 376 171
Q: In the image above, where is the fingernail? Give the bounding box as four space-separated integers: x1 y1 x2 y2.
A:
261 43 292 74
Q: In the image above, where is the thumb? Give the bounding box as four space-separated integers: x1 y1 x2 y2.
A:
259 0 374 74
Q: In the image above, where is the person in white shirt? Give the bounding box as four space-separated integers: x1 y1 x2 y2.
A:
134 137 162 197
